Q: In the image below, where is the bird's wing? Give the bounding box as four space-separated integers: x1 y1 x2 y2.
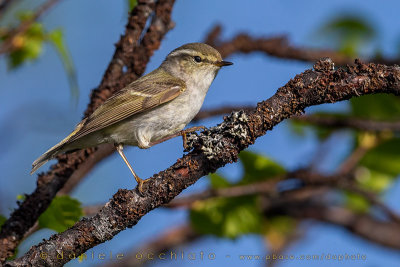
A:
66 69 186 144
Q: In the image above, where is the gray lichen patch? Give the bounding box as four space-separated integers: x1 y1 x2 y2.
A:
185 110 249 160
225 111 249 143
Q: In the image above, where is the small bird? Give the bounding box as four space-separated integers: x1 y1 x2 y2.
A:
31 43 233 192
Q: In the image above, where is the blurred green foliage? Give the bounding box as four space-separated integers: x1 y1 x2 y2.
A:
7 22 45 68
239 150 286 184
351 94 400 121
316 15 376 57
0 215 6 229
190 151 286 239
344 191 370 213
347 95 400 210
292 93 400 212
38 196 83 233
302 13 400 213
128 0 138 11
360 138 400 177
190 195 263 238
0 10 79 103
16 194 26 201
208 173 231 189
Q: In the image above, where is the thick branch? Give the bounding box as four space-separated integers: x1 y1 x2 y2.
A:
0 0 176 262
7 59 400 266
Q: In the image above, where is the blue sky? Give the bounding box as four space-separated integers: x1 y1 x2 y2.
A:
1 0 400 266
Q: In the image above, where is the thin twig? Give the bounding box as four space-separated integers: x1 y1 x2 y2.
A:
205 25 400 66
338 145 370 175
272 201 400 249
336 181 400 223
295 115 400 132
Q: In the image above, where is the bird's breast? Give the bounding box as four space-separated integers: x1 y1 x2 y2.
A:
107 72 215 147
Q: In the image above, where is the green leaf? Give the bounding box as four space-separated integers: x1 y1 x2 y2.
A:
0 215 6 229
208 173 231 189
127 0 138 11
355 168 392 193
344 191 370 213
351 94 400 121
360 138 400 177
17 10 34 21
239 150 285 184
7 22 45 69
38 196 83 233
16 194 26 201
190 196 262 239
48 29 79 105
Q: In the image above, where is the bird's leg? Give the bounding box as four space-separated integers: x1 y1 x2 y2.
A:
115 144 149 194
148 126 205 149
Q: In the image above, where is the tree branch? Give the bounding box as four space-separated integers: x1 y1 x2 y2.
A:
6 59 400 266
271 201 400 249
0 0 176 262
167 168 400 226
205 25 400 66
295 115 400 132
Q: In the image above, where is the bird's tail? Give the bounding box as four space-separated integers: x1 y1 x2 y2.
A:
31 118 88 174
31 141 67 175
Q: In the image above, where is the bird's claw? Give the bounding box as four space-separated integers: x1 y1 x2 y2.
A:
180 126 206 150
136 178 151 195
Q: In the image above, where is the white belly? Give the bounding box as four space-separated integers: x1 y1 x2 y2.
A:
105 80 210 148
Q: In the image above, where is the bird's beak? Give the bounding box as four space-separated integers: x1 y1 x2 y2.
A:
214 60 233 67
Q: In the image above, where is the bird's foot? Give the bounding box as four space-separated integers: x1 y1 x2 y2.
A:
180 126 206 151
135 177 151 195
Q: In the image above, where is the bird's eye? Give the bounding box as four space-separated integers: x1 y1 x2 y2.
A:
194 56 202 63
